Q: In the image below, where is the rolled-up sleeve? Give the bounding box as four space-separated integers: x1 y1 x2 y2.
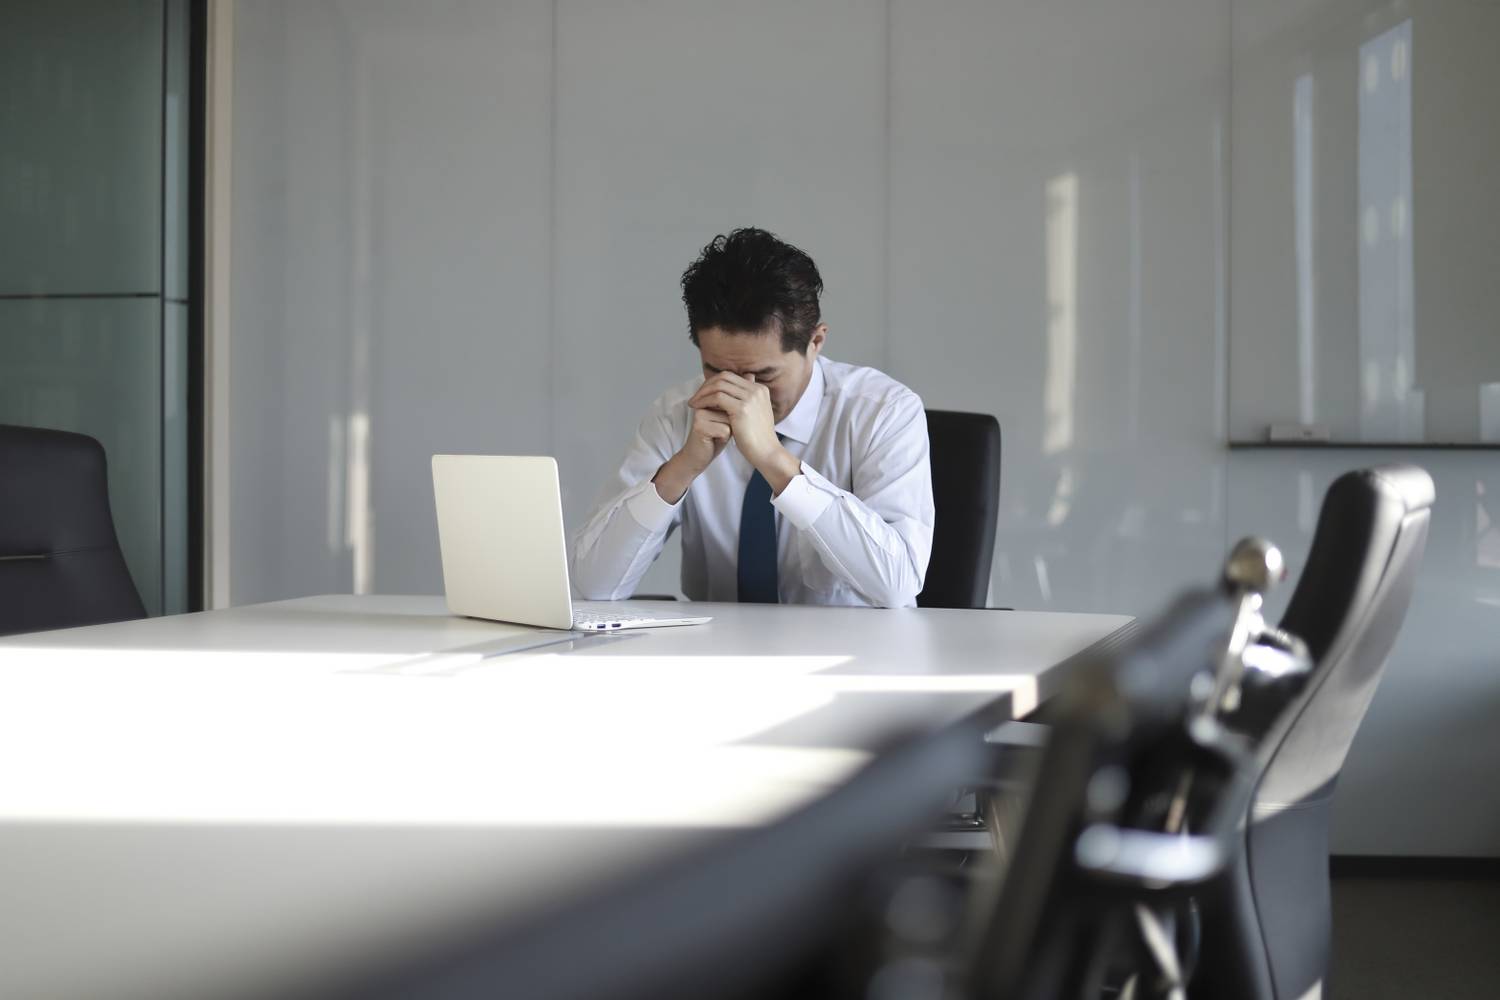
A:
771 394 934 607
570 400 685 600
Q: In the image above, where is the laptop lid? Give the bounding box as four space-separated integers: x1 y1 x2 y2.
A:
431 455 576 630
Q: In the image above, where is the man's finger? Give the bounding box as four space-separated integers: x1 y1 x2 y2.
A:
690 377 740 406
698 422 731 442
690 388 739 409
710 378 751 401
695 407 732 427
697 371 739 388
733 372 769 398
702 391 743 413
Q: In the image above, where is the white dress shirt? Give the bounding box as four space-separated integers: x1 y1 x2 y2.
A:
571 356 934 607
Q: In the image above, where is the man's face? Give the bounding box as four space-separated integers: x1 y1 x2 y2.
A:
696 325 826 424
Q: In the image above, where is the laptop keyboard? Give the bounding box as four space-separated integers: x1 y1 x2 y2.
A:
570 608 662 630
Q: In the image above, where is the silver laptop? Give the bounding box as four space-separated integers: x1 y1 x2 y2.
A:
431 454 711 631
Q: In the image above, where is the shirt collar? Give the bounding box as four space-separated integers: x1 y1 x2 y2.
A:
774 355 825 445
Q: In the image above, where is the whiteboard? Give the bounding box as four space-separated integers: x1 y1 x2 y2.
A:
1228 0 1500 444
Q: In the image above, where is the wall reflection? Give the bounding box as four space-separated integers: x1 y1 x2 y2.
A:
1357 19 1418 441
1481 384 1500 443
1293 72 1317 425
1232 2 1500 443
1043 172 1078 458
1478 480 1500 571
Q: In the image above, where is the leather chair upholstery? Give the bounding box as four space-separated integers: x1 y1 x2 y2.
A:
918 410 1001 609
1199 465 1434 1000
0 424 147 636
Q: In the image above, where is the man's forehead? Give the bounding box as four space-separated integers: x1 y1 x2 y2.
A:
698 328 788 372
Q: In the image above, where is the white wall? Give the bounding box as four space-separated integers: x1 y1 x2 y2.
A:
228 0 1500 855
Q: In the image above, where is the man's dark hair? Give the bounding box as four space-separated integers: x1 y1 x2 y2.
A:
680 228 823 354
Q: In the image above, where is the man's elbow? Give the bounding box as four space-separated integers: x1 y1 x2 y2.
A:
867 571 923 609
569 555 615 602
576 579 637 601
574 582 615 601
872 548 928 608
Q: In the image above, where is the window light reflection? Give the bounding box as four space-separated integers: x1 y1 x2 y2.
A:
1 648 1038 828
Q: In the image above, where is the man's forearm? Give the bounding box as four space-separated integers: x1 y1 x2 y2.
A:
797 500 927 607
652 452 701 504
572 481 677 600
771 462 933 608
756 445 803 496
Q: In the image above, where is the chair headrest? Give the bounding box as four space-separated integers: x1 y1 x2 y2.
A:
1362 464 1435 514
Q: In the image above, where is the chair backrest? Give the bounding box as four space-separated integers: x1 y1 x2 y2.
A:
1260 464 1433 808
1197 465 1433 1000
0 424 146 636
342 722 991 1000
919 410 1001 609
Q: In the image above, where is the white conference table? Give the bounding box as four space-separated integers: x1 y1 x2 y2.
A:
0 595 1130 1000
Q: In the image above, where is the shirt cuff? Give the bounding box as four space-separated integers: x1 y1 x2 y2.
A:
626 480 681 533
772 463 838 530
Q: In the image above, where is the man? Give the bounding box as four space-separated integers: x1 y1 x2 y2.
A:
572 228 934 608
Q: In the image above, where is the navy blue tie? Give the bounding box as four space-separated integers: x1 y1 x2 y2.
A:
737 464 779 604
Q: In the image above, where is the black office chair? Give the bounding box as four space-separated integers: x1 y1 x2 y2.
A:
956 585 1267 1000
0 424 146 636
913 539 1304 1000
919 410 1001 610
1196 465 1434 1000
